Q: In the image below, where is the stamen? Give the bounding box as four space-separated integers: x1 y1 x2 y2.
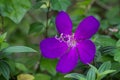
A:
55 33 77 47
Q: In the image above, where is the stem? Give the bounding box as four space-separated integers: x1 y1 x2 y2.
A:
45 3 50 38
0 15 4 33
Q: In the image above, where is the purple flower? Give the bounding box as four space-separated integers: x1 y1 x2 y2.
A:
40 11 100 73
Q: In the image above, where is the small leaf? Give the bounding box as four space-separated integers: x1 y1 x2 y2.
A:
89 64 98 73
0 60 10 80
15 63 28 72
98 61 111 73
3 46 37 54
0 32 7 43
29 22 44 34
64 73 86 80
17 74 34 80
86 68 96 80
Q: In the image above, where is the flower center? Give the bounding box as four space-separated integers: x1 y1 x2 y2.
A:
55 33 77 47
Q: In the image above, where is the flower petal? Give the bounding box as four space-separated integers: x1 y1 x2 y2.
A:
75 16 100 40
40 38 68 58
77 40 96 64
55 11 72 35
56 48 78 73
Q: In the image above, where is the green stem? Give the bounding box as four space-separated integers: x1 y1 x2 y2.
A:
0 15 4 33
45 2 50 38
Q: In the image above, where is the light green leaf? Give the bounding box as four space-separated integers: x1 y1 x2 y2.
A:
116 39 120 47
86 68 96 80
64 73 86 80
0 61 10 80
15 63 28 72
0 0 31 23
0 33 7 43
3 46 37 53
34 73 51 80
99 70 116 76
98 61 111 73
89 64 98 73
50 0 71 11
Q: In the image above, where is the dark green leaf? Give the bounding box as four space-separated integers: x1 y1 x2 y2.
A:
29 22 44 34
0 60 10 80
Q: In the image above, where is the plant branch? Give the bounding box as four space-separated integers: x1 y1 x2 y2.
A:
0 15 4 33
45 5 50 38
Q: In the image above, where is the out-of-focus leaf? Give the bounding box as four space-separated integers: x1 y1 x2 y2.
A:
3 46 37 54
29 22 44 34
106 6 120 19
0 42 9 51
98 61 111 73
64 73 86 80
100 70 116 76
0 0 31 23
50 0 71 11
40 58 57 75
15 63 28 72
94 35 116 46
0 32 7 43
99 46 116 54
0 60 10 80
87 68 96 80
116 39 120 47
17 74 34 80
114 49 120 62
34 73 51 80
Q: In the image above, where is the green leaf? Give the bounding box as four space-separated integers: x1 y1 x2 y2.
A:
3 46 37 54
99 46 115 54
0 60 10 80
0 0 31 23
15 63 28 72
64 73 86 80
114 49 120 62
29 22 44 34
116 39 120 47
98 61 111 73
89 64 98 73
50 0 71 11
94 35 116 46
40 58 57 75
86 68 96 80
34 73 51 80
99 70 116 76
0 33 7 43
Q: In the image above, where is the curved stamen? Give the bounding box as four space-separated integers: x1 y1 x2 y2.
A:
55 33 77 47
